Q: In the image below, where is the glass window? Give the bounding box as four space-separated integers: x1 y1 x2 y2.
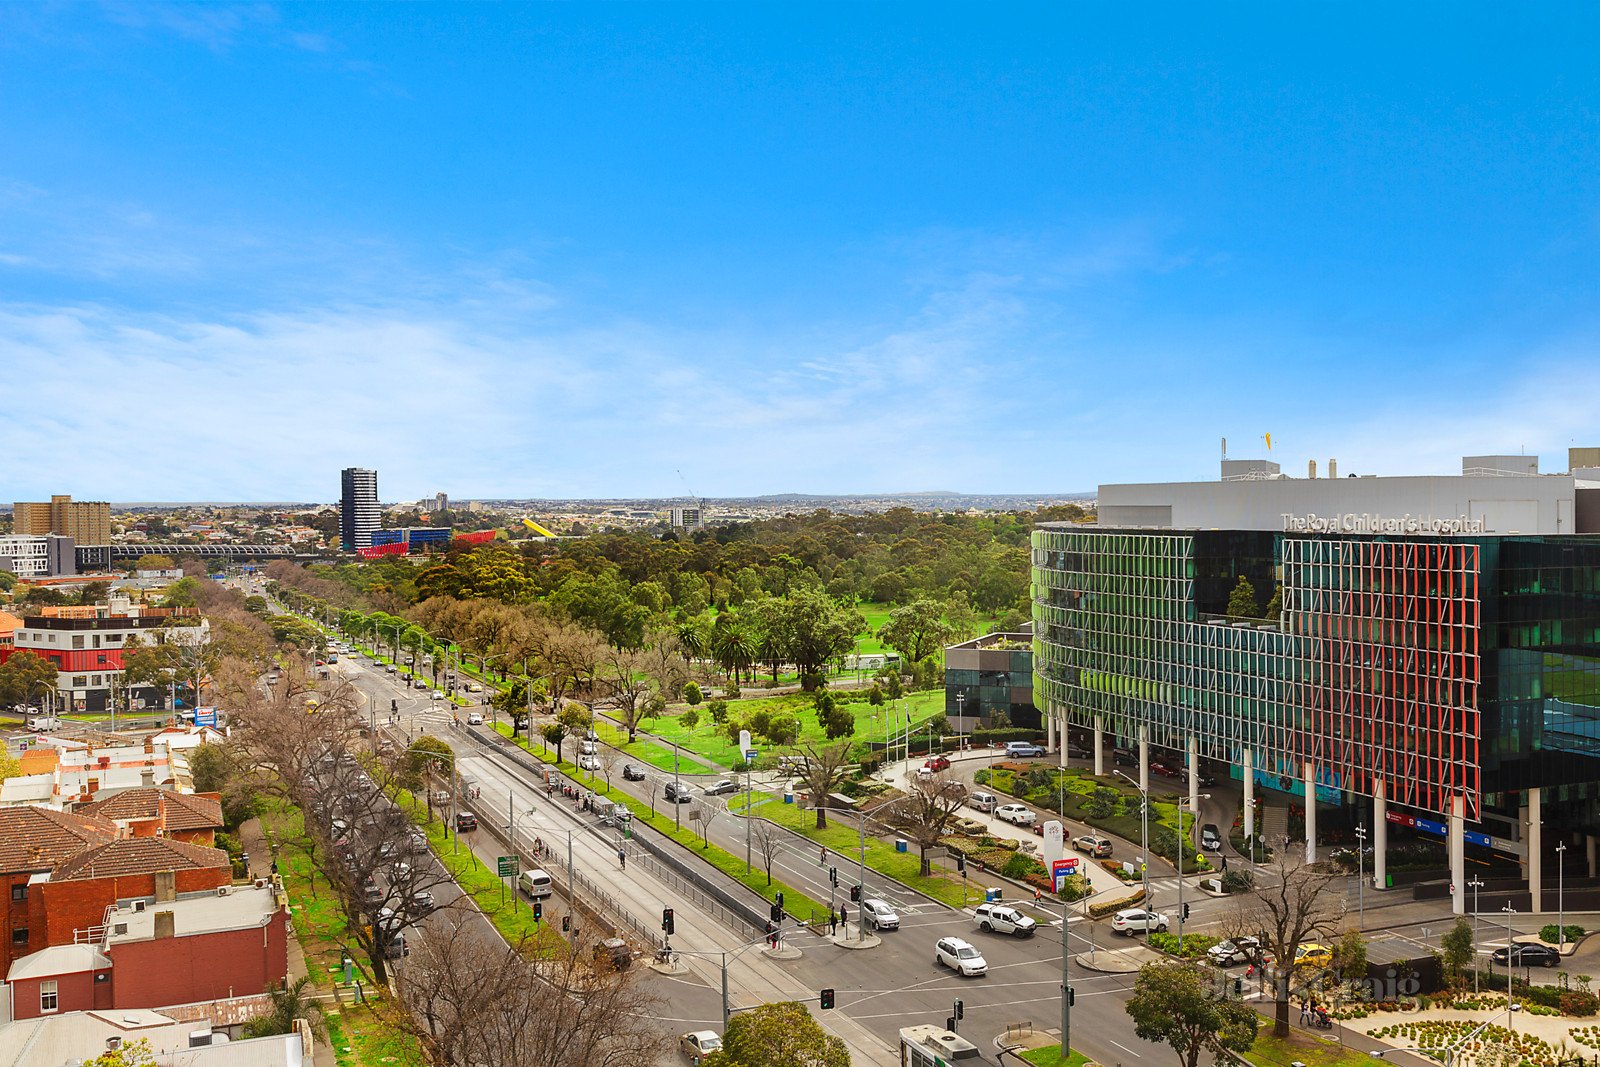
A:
72 676 87 687
12 927 28 947
39 979 56 1012
71 636 84 649
10 884 25 902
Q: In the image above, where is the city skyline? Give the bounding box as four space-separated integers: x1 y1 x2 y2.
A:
5 6 1600 501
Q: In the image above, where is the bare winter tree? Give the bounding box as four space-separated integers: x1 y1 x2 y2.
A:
599 650 658 744
1232 855 1344 1037
750 820 784 885
397 911 666 1067
789 740 855 829
882 772 969 877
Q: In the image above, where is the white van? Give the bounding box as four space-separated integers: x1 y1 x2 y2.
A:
26 716 61 733
518 869 554 899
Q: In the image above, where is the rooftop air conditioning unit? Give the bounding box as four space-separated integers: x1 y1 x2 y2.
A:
216 886 228 897
132 900 146 912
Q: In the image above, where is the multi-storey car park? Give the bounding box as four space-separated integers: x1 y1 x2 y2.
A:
1032 449 1600 915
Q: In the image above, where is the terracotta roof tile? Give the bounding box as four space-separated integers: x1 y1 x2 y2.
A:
52 837 229 881
76 789 223 832
0 808 120 874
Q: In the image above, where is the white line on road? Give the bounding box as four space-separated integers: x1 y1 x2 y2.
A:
1110 1039 1144 1057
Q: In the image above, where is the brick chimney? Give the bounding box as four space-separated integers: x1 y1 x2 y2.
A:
154 910 175 939
154 870 176 902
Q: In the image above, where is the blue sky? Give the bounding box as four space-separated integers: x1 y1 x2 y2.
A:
4 4 1600 502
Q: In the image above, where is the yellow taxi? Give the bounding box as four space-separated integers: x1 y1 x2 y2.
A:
1293 943 1333 968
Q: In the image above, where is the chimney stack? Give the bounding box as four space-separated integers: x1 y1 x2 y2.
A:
1328 458 1338 479
1308 459 1317 479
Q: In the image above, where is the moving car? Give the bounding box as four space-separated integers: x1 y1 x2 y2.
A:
861 898 900 930
467 711 484 726
455 811 478 832
1206 936 1261 967
1112 747 1138 767
934 936 989 976
1072 834 1113 857
917 755 952 777
432 690 447 701
1150 761 1182 779
1200 823 1223 851
577 754 600 771
1004 741 1046 758
1111 908 1170 935
411 889 436 915
1491 943 1560 968
973 902 1037 937
966 791 999 813
623 763 647 781
703 780 739 796
664 781 693 803
680 1031 722 1065
518 869 554 899
577 740 598 756
995 804 1035 826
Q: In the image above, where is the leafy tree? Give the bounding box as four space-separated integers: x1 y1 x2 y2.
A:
0 570 15 592
83 1038 158 1067
132 553 177 570
877 597 956 664
1087 786 1119 820
867 683 884 707
1441 918 1474 983
707 698 729 725
161 576 201 608
758 589 864 688
0 650 57 707
1225 576 1259 618
0 749 21 782
790 740 854 829
492 677 535 735
702 1001 848 1067
820 702 855 740
1126 962 1259 1067
883 668 904 700
681 708 701 736
1333 929 1369 982
540 720 569 763
683 681 703 707
1262 585 1283 620
405 736 455 792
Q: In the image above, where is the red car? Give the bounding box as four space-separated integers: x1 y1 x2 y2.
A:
918 755 951 776
1150 761 1182 779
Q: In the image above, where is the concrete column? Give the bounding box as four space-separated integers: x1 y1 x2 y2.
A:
1093 716 1104 777
1528 788 1543 913
1303 761 1317 864
1138 727 1150 797
1046 715 1057 752
1449 794 1466 916
1187 735 1200 819
1242 749 1255 846
1372 781 1387 891
1587 834 1597 879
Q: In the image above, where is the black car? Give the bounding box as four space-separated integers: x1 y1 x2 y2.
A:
455 811 478 832
1491 943 1559 968
1200 823 1223 851
664 781 693 803
1112 748 1138 767
622 763 647 781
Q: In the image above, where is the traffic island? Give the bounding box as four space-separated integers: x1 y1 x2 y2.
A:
1072 943 1165 974
825 930 883 950
763 941 804 961
992 1028 1091 1067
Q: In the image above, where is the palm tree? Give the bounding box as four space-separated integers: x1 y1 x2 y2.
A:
675 617 709 671
241 975 324 1039
711 615 754 684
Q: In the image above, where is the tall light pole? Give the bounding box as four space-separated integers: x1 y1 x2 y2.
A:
1355 823 1368 931
1115 770 1153 945
1468 876 1483 995
1501 903 1517 1030
1060 880 1073 1059
1556 842 1567 954
1176 794 1209 951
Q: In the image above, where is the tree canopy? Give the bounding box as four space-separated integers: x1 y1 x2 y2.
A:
702 1001 849 1067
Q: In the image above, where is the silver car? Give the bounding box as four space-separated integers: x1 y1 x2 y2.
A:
861 898 900 930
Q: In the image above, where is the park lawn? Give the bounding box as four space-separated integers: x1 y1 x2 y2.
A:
591 720 698 773
643 689 947 770
1020 1048 1089 1067
1245 1033 1376 1067
743 794 975 909
325 1001 426 1067
491 724 834 923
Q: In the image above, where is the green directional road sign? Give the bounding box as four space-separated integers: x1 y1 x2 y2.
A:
497 855 519 879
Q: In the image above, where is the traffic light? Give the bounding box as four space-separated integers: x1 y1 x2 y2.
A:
954 998 964 1020
775 891 784 910
533 900 543 922
1068 986 1076 1006
820 988 835 1010
770 901 783 922
662 908 675 935
561 915 571 932
1182 902 1191 921
956 854 967 873
829 866 838 886
849 885 861 902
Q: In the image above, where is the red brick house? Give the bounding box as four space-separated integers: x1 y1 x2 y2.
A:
0 808 118 976
33 838 231 949
75 788 225 846
6 883 289 1020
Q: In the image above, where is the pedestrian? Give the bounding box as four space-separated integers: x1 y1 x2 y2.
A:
1300 998 1312 1025
1221 854 1229 872
839 904 848 929
820 847 827 866
830 911 839 936
1034 886 1042 903
617 847 626 871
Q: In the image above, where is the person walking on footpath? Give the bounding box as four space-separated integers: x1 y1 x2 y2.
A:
617 847 626 871
830 910 839 936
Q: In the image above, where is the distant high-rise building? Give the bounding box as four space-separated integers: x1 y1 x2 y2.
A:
669 506 703 529
340 468 380 552
434 492 449 514
13 495 111 546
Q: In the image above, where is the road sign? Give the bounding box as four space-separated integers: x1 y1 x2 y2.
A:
745 750 759 762
497 855 519 879
194 707 218 727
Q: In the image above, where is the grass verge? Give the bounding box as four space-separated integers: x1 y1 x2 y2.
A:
1244 1032 1376 1067
1020 1048 1089 1067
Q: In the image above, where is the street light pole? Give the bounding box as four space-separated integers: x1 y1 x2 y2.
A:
1060 885 1072 1058
1176 794 1209 952
1355 823 1367 931
1468 876 1483 995
1557 842 1567 954
1116 769 1153 945
1502 903 1516 1030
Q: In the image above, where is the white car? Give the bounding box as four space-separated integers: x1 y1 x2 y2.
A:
466 711 484 725
861 898 900 930
934 936 988 976
577 754 600 771
1111 908 1170 935
680 1030 722 1064
995 804 1034 826
973 902 1037 938
432 690 447 701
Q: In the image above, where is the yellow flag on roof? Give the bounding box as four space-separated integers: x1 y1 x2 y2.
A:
1264 433 1272 451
